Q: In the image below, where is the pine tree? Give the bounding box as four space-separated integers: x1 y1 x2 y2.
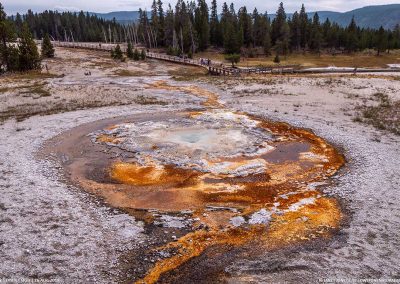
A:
126 42 134 59
209 0 220 46
263 32 271 55
174 0 193 53
393 24 400 49
112 44 123 60
151 0 159 47
138 9 152 48
140 49 146 60
309 13 322 53
299 4 308 49
223 19 240 54
272 3 290 56
252 9 270 48
0 2 15 71
220 2 229 39
290 11 301 51
222 3 241 54
7 45 20 71
345 17 359 53
322 18 333 48
164 5 175 47
272 2 286 44
14 13 23 35
11 9 124 42
194 0 209 51
278 22 290 56
18 23 41 71
41 33 55 58
224 53 240 67
157 0 165 46
252 8 261 46
271 2 290 56
238 6 252 47
133 48 140 60
375 26 387 56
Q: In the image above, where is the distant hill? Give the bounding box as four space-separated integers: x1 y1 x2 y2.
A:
92 4 400 30
91 11 143 25
309 4 400 30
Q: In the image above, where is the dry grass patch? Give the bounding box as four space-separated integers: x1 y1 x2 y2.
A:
2 71 63 80
19 84 51 98
113 69 150 77
134 95 168 105
0 100 132 124
354 93 400 135
0 87 9 93
168 65 208 81
195 51 400 68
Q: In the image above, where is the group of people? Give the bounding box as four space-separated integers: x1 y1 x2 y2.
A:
199 58 211 66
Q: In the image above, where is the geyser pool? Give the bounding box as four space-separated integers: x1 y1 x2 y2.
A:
44 83 345 284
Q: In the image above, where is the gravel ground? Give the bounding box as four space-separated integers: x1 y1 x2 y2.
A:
0 104 189 283
217 76 400 282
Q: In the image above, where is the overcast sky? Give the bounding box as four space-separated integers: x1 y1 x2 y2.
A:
2 0 397 15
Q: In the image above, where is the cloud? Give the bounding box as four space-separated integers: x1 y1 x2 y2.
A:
116 0 143 9
53 6 80 12
2 0 397 15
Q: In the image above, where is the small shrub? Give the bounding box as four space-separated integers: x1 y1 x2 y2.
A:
140 49 146 60
166 47 182 57
41 33 55 58
126 43 134 59
224 53 241 67
111 44 123 60
133 48 140 61
247 49 256 58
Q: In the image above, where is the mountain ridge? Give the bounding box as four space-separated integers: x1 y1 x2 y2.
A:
92 4 400 29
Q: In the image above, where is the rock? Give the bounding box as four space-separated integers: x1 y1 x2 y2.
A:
230 216 246 227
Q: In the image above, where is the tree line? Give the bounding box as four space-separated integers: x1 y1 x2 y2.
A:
1 3 54 73
4 0 400 59
138 0 400 56
10 9 125 42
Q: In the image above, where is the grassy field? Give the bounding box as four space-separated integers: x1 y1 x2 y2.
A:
194 50 400 68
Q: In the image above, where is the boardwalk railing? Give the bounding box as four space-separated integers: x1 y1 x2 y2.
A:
51 41 253 76
50 41 400 76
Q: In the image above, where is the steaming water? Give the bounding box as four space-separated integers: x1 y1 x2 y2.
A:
149 127 247 152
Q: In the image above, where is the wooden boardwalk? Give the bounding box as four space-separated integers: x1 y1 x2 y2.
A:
51 41 400 76
52 41 252 76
